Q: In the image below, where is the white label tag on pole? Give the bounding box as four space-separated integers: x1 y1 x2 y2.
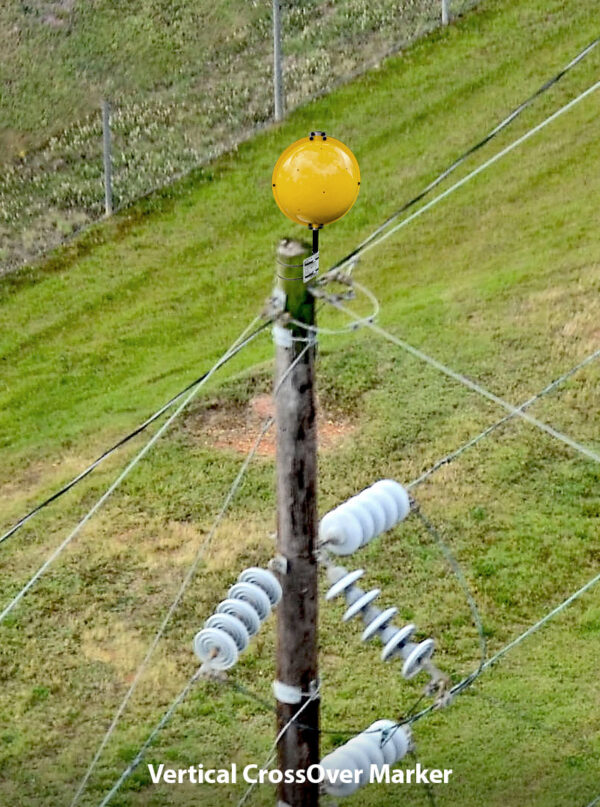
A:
303 251 319 282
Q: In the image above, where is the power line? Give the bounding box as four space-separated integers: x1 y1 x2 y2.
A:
284 559 600 742
408 347 600 490
6 42 595 562
73 414 276 807
324 35 599 277
479 568 600 675
0 317 272 547
96 671 320 807
413 505 487 674
320 77 600 281
0 319 268 627
236 683 322 807
90 504 600 801
97 666 205 807
79 341 312 807
318 289 600 465
9 42 600 801
1 319 271 546
405 564 600 727
299 294 600 740
220 677 427 740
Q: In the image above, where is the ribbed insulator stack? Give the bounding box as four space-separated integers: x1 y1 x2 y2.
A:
193 567 282 671
321 720 411 797
326 565 435 680
319 479 410 555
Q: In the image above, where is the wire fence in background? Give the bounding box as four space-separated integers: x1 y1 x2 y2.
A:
0 0 477 275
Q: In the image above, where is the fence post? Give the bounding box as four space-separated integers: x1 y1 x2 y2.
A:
101 100 113 216
272 0 284 122
442 0 450 25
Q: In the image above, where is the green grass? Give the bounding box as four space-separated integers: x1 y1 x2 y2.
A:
1 0 600 805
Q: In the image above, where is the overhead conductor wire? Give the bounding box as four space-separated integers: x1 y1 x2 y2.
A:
72 415 274 807
306 72 600 730
319 286 600 465
9 36 600 805
0 317 272 546
95 492 600 791
408 347 600 489
96 666 205 807
80 339 314 807
235 682 322 807
430 564 600 719
322 35 599 279
320 75 600 286
6 39 598 547
0 317 269 626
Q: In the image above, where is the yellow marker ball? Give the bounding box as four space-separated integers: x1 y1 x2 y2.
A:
272 132 360 227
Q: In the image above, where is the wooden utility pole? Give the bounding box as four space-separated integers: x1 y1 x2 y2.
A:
274 237 319 807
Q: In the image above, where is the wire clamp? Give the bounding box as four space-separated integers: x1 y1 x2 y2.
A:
272 678 320 705
273 323 294 348
273 681 303 705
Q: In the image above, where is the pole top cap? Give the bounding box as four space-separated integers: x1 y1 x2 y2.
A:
272 132 360 228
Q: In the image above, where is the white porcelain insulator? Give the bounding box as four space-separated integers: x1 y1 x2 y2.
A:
238 567 282 606
401 638 435 680
228 581 272 621
351 491 387 536
343 588 380 622
367 719 411 762
193 627 239 670
365 721 396 765
216 598 261 637
321 718 411 797
326 568 364 600
319 508 364 555
321 748 362 797
343 585 365 608
204 612 250 652
370 488 398 531
347 733 386 770
337 498 376 545
319 480 410 556
370 479 411 522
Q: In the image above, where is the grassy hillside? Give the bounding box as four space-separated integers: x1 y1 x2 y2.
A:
1 0 600 805
0 0 469 271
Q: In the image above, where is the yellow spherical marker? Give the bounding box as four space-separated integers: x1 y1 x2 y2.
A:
272 131 360 228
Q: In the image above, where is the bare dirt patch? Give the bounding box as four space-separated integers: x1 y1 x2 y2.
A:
189 393 355 458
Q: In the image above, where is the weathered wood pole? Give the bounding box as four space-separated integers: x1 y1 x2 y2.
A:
274 236 319 807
